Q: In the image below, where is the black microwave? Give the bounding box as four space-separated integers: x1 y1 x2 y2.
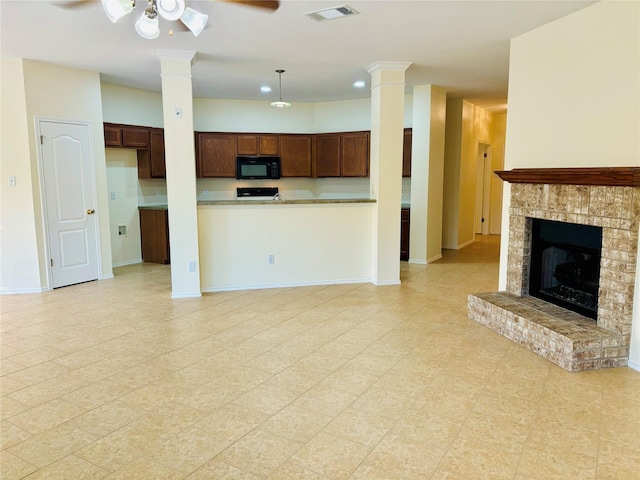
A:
236 156 281 180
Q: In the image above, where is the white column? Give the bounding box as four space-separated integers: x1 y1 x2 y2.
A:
366 61 411 285
155 50 201 298
410 85 446 264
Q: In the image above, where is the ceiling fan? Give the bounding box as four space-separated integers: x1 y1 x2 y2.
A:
56 0 279 39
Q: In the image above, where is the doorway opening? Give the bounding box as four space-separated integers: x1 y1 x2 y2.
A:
474 143 491 236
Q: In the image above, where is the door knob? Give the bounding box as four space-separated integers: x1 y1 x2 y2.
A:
87 209 95 215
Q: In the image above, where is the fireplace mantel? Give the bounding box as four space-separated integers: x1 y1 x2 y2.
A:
495 167 640 187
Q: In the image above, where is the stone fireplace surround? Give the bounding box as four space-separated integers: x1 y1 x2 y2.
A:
468 168 640 372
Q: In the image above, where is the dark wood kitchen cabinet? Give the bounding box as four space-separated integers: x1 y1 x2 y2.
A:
139 208 170 264
314 134 342 177
236 135 279 156
137 128 165 178
401 208 410 261
403 128 412 177
104 123 165 178
341 132 369 177
279 135 312 177
104 123 150 148
196 133 236 177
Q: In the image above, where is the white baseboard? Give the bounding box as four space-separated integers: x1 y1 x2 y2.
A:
112 259 142 268
0 286 48 295
427 253 443 263
202 278 372 293
171 291 203 299
408 259 427 265
628 359 640 372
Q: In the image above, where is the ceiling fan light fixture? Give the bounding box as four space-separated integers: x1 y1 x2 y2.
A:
102 0 135 23
135 7 160 39
270 69 291 108
180 7 208 37
156 0 185 21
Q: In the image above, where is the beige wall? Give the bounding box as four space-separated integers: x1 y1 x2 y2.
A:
498 0 640 369
0 58 41 292
105 149 142 266
490 112 506 234
443 99 495 249
0 59 112 293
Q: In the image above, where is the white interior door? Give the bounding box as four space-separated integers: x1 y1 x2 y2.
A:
474 144 491 235
40 121 99 288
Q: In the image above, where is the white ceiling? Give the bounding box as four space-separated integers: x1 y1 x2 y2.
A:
1 0 597 111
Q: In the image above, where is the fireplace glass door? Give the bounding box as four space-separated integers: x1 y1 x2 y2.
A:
529 218 602 319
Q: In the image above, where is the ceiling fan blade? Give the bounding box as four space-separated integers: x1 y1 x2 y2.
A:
217 0 280 11
52 0 97 9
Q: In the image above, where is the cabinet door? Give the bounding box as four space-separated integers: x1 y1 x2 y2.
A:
403 129 412 177
122 127 150 148
314 134 341 177
197 133 236 177
237 135 258 155
149 129 166 177
279 135 312 177
259 136 279 155
342 132 369 177
104 124 122 147
400 208 410 261
139 209 170 264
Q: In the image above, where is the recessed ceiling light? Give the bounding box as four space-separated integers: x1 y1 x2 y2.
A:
304 5 359 22
353 80 366 88
261 86 272 93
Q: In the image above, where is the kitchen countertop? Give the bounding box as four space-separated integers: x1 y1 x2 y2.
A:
197 198 377 206
140 199 380 208
138 205 168 210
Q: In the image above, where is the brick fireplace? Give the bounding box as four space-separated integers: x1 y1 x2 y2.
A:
468 168 640 372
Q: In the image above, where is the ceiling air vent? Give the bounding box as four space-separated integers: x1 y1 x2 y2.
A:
304 5 359 22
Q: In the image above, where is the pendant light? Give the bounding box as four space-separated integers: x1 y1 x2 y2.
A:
270 69 291 108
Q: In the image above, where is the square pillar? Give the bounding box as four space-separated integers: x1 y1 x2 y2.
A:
366 61 411 285
156 50 201 298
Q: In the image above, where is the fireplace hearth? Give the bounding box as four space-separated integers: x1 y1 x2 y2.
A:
468 168 639 372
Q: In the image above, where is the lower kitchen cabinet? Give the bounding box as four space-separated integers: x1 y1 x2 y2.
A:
401 208 410 261
139 208 170 264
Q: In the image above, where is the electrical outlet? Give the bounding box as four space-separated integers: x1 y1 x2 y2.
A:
268 254 275 265
188 261 196 272
110 191 116 200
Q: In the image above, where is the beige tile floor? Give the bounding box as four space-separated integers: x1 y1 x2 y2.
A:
2 235 639 479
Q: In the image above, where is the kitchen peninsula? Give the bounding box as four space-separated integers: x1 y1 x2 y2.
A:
197 197 376 292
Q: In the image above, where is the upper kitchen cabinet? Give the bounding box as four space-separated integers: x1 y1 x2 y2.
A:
314 134 342 177
104 123 149 148
280 135 312 177
341 132 369 177
137 128 165 178
236 134 279 156
403 128 412 177
196 133 236 178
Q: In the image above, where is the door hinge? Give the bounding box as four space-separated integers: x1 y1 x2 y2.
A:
483 152 487 158
481 218 485 223
50 258 53 267
40 135 44 145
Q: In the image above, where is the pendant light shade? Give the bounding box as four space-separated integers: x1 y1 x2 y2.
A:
270 69 291 108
